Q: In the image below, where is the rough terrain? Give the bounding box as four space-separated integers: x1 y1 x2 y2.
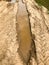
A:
0 0 49 65
0 1 23 65
23 0 49 65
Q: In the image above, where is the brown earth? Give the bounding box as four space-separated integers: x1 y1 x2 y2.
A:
0 0 49 65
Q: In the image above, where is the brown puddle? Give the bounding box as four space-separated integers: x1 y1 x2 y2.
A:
17 0 32 63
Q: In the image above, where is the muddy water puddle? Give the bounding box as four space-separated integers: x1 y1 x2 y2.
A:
17 0 32 63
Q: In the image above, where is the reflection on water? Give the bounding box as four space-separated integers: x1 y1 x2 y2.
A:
17 0 32 63
17 0 27 15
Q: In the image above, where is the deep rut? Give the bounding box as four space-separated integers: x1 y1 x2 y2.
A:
17 0 32 64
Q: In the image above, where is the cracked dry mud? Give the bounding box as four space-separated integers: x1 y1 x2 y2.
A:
0 0 49 65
